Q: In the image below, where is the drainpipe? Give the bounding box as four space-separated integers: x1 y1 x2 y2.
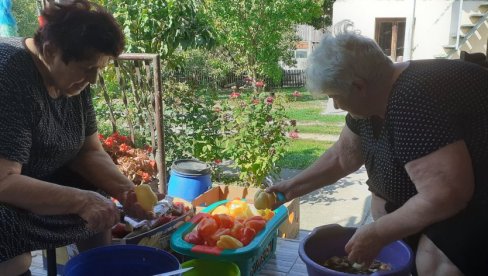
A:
404 0 416 61
455 0 464 50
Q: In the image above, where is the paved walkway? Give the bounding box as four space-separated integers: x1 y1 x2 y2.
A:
279 166 372 231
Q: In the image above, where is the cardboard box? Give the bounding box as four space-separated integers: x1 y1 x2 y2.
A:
192 185 300 239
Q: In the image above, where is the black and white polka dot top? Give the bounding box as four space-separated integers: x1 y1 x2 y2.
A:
347 59 488 206
0 37 98 179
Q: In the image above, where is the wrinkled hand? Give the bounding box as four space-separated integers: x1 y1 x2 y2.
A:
345 222 387 267
120 189 165 220
77 190 120 232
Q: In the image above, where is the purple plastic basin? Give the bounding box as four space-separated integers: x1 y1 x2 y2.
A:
298 224 413 276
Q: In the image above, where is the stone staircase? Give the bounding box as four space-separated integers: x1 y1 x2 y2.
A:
438 1 488 59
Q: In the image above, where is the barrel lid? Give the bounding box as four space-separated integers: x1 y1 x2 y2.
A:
171 159 211 176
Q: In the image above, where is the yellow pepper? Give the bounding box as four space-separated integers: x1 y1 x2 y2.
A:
253 189 276 210
216 235 243 249
257 208 275 221
226 199 252 219
134 184 158 212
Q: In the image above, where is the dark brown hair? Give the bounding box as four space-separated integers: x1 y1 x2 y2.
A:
34 0 125 63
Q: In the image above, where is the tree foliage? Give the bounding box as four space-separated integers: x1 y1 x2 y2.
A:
94 0 216 68
11 0 38 37
309 0 336 30
205 0 322 82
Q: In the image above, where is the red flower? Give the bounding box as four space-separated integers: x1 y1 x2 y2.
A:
119 143 130 153
289 131 299 139
98 134 105 141
292 91 301 97
255 81 264 87
119 135 129 143
141 172 151 182
104 137 115 147
149 160 157 169
265 96 274 105
230 92 240 99
215 159 222 165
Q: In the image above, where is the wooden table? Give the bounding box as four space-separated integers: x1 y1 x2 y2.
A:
258 238 308 275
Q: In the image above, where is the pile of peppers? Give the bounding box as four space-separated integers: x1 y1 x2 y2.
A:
184 200 273 249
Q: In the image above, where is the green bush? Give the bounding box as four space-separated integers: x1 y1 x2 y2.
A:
220 89 290 186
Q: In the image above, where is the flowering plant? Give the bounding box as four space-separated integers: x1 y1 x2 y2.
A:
99 132 157 185
292 90 302 101
219 87 290 187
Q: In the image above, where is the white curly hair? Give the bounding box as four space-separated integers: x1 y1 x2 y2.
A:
306 20 393 97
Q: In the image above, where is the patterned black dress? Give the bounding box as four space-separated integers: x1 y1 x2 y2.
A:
346 59 488 274
0 37 96 262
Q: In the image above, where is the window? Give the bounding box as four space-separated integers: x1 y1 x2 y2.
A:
375 18 406 62
295 50 308 59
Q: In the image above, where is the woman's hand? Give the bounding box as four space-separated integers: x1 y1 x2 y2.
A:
118 189 165 220
77 190 120 232
345 222 388 267
265 179 297 209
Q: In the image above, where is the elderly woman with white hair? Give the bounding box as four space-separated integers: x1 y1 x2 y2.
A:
268 21 488 275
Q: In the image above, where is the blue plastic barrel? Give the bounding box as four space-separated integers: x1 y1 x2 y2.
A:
64 244 180 276
167 159 212 202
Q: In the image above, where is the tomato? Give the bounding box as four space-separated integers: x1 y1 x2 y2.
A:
197 217 219 237
213 214 234 229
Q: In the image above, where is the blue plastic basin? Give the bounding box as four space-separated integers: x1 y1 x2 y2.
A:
63 244 180 276
298 224 414 276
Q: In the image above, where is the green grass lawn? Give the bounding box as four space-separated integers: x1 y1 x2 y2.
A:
295 124 344 135
277 139 334 169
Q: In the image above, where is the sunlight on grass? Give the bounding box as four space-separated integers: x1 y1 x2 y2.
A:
296 124 344 135
277 139 334 169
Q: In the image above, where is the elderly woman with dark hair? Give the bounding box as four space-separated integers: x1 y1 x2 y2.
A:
269 21 488 275
0 1 157 274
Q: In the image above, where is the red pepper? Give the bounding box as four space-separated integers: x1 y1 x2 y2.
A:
238 227 256 246
197 217 219 237
206 228 231 246
151 214 173 228
184 230 204 245
230 220 244 238
245 219 266 233
111 222 131 239
213 214 234 229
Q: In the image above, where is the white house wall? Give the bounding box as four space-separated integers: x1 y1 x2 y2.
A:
333 0 487 60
